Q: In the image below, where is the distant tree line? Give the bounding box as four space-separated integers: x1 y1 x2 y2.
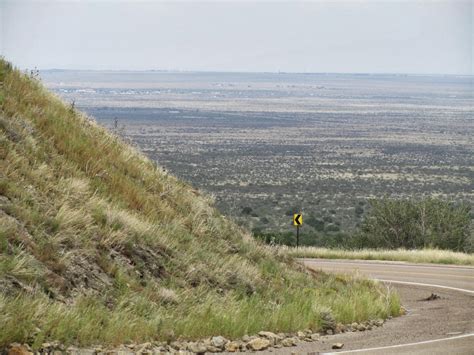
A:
253 197 473 253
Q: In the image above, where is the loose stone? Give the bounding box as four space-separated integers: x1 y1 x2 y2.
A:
247 338 271 351
210 336 227 349
224 341 240 352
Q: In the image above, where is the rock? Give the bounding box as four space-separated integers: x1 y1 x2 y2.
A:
247 338 271 351
241 335 250 342
171 341 186 350
375 319 384 327
116 350 134 355
310 333 320 341
258 331 281 345
281 337 297 347
224 341 240 352
188 342 207 354
41 343 52 350
8 344 32 355
424 293 440 301
211 336 227 349
332 343 344 349
258 331 278 338
351 322 358 329
206 345 220 353
296 331 306 339
136 342 152 353
357 324 366 331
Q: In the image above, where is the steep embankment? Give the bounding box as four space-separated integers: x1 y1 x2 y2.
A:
0 59 400 349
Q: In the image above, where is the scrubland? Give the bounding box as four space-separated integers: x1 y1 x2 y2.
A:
43 70 474 243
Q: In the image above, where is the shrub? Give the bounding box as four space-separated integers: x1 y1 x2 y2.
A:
354 198 472 252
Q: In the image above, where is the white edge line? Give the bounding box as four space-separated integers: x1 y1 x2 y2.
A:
322 333 474 354
375 279 474 295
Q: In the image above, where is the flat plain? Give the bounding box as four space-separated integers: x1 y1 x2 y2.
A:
41 71 474 240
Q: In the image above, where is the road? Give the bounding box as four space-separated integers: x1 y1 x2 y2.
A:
297 259 474 354
303 259 474 292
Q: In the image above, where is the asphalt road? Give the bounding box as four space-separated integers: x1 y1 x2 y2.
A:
302 259 474 292
299 259 474 354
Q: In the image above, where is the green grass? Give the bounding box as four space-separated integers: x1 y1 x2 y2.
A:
278 246 474 266
0 58 400 349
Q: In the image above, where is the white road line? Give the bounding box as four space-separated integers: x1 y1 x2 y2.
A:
322 333 474 354
319 277 474 354
375 279 474 295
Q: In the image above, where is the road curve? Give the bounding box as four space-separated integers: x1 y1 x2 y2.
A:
302 258 474 292
301 258 474 354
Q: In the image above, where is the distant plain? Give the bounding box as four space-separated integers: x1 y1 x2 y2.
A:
41 71 474 241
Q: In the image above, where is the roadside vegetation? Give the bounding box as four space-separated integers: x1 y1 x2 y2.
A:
255 198 473 264
354 198 472 252
278 247 474 266
0 59 400 348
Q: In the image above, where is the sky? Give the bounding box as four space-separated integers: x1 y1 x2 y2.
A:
1 0 473 75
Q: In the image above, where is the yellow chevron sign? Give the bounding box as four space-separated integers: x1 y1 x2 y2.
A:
293 214 303 226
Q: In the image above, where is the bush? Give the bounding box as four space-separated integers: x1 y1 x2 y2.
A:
241 206 253 215
354 198 472 252
306 215 325 231
325 224 340 232
355 205 364 217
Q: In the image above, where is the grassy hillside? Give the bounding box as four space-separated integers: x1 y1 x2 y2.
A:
0 59 400 349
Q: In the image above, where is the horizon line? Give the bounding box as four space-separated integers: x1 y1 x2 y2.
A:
36 67 474 77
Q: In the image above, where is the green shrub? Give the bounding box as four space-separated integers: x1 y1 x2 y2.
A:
354 198 472 252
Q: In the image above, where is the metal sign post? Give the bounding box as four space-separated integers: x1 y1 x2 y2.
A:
296 225 300 248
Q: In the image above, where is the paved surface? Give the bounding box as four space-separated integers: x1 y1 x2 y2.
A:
302 259 474 292
258 259 473 355
301 259 474 355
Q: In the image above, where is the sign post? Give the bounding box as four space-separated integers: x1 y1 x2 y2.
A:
293 213 303 248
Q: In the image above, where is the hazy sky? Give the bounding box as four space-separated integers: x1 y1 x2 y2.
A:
1 0 473 74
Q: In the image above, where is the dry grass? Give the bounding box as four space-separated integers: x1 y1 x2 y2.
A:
278 246 474 266
0 59 400 348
